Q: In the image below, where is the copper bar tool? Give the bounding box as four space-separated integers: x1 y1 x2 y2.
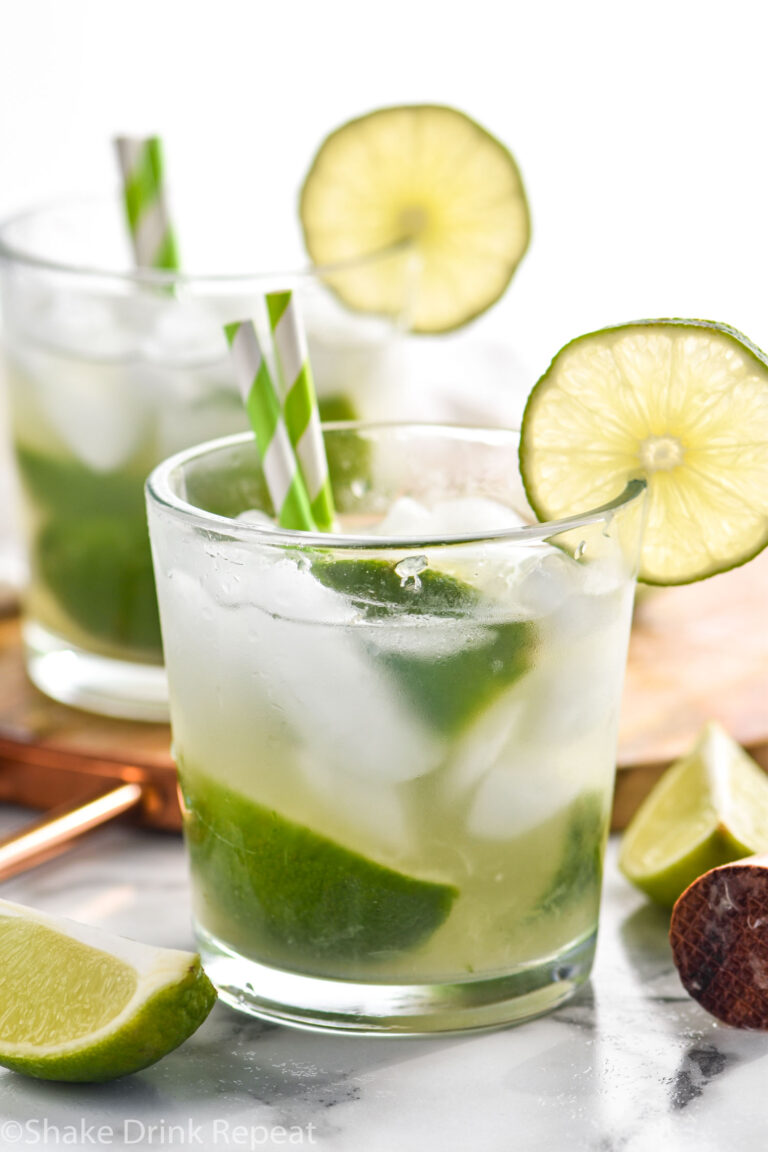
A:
0 737 181 882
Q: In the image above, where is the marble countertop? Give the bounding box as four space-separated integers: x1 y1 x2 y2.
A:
0 806 764 1152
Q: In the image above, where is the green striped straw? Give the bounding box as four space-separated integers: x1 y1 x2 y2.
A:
224 320 316 531
114 136 180 271
266 290 335 531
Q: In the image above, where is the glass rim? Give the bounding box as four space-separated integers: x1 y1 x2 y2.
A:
0 193 411 287
145 424 647 551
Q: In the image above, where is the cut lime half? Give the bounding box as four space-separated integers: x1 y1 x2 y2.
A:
300 104 530 333
0 900 216 1082
520 320 768 584
619 722 768 907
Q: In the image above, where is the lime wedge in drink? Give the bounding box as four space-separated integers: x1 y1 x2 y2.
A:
300 104 530 332
14 444 144 518
534 792 607 915
181 771 457 963
519 320 768 584
36 518 161 652
619 723 768 906
312 555 479 619
311 557 532 734
0 899 216 1082
15 445 161 652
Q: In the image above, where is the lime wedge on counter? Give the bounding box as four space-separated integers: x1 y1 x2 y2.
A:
519 320 768 584
311 557 532 734
182 771 457 964
0 900 216 1082
300 104 530 332
619 723 768 907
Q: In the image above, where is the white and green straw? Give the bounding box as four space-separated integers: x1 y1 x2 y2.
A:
114 135 180 271
224 320 316 531
266 290 335 531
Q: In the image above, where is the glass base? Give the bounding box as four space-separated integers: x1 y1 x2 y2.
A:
23 620 169 722
198 923 597 1036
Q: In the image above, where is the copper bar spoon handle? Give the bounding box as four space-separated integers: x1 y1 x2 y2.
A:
0 782 145 882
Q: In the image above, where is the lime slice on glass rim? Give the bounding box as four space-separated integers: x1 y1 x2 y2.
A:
299 104 530 333
519 319 768 584
0 899 216 1081
618 723 768 907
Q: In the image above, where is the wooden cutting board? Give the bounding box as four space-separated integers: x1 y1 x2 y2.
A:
614 546 768 826
0 548 766 833
0 613 177 830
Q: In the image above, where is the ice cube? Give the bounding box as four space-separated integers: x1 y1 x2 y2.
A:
466 757 575 840
263 611 444 783
579 555 632 597
371 496 552 604
375 496 528 539
171 549 445 784
427 498 529 536
467 758 564 839
139 297 228 367
40 291 141 360
374 497 434 537
433 618 623 841
295 746 411 858
162 570 418 854
362 615 494 659
510 550 583 618
18 348 155 472
440 690 526 799
516 620 629 746
304 296 400 417
235 509 276 529
207 549 358 623
465 729 613 841
154 363 245 459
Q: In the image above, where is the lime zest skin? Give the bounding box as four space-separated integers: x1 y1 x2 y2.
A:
519 318 768 586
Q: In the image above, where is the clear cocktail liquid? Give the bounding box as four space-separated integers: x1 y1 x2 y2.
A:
8 341 244 665
147 429 642 1031
5 311 382 717
0 197 401 719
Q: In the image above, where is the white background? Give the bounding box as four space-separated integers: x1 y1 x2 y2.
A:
2 0 768 379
